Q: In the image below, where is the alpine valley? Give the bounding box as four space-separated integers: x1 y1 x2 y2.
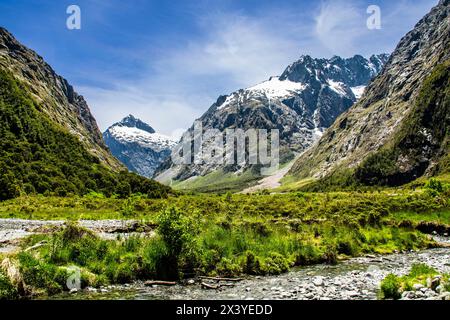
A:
155 54 389 192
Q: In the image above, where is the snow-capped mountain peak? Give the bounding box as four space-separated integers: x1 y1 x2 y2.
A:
116 114 156 134
108 123 175 152
218 76 307 111
155 53 389 184
103 116 175 178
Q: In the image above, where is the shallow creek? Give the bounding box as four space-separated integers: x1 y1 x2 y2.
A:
51 237 450 301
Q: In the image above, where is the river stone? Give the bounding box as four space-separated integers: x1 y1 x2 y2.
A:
402 291 415 299
426 277 440 291
413 283 424 291
346 290 359 297
312 276 324 286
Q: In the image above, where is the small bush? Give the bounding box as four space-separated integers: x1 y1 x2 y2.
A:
409 263 437 278
242 251 262 275
0 270 18 300
380 274 401 300
17 252 62 294
424 179 445 196
156 206 199 279
261 253 290 275
215 258 241 277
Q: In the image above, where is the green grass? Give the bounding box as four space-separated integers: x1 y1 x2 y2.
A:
0 182 448 298
2 213 433 298
172 169 261 193
0 269 18 300
391 210 450 225
1 185 448 222
275 177 316 193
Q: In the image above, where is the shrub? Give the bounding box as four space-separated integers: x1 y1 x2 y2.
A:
120 197 136 218
380 274 401 300
156 206 199 279
261 253 290 275
142 238 170 279
17 252 62 294
242 251 262 275
0 270 18 300
409 263 437 278
424 179 445 196
215 258 241 277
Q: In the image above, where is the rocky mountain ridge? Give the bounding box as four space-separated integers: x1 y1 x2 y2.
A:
0 27 121 170
156 53 389 186
289 0 450 186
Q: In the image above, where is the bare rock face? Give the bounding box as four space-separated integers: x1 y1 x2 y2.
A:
290 0 450 183
156 54 388 184
0 27 122 170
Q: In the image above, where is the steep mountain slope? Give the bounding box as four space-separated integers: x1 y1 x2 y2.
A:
0 29 171 199
0 27 121 170
288 0 450 188
156 54 388 190
103 115 176 177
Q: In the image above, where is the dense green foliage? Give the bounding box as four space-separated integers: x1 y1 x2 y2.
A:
1 187 448 223
0 70 171 200
155 207 199 279
4 214 432 297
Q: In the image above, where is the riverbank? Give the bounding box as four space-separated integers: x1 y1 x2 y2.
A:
49 236 450 300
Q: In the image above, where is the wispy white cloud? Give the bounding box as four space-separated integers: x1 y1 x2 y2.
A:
314 0 436 56
80 0 436 136
84 10 312 136
315 1 367 56
156 13 302 87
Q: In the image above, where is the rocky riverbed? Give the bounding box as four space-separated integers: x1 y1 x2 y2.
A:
54 237 450 301
2 219 449 300
0 218 153 253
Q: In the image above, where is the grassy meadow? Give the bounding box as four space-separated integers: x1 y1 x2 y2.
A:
0 177 449 298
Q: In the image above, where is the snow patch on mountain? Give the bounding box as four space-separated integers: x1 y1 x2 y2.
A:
351 85 366 99
327 79 347 96
108 126 176 152
218 77 307 110
247 76 307 98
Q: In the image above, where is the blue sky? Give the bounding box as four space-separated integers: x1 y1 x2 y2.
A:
0 0 438 137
